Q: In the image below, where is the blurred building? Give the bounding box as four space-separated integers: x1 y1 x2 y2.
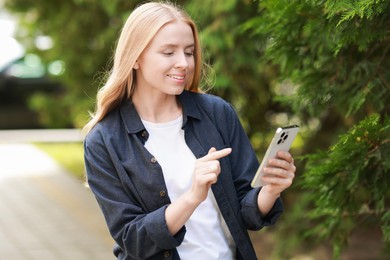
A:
0 11 63 129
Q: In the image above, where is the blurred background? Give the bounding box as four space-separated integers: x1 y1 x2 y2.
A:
0 0 389 259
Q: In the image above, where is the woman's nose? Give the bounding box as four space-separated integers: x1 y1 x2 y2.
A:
175 52 189 69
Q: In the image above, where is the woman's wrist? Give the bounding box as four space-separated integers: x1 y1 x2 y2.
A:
260 185 281 199
183 190 203 208
257 186 280 216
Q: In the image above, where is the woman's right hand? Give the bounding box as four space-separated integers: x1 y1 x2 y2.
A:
165 147 231 235
189 147 232 204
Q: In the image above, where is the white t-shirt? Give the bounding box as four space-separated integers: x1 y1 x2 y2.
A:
142 115 235 259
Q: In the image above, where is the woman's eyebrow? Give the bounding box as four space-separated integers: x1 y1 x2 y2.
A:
159 43 195 49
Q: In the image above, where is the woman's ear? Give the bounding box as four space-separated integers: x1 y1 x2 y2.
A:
133 61 139 70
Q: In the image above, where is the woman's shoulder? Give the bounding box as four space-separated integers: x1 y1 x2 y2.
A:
181 90 239 130
84 107 122 144
184 90 233 112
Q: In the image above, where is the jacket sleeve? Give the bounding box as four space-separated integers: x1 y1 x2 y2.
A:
222 102 284 230
84 128 185 259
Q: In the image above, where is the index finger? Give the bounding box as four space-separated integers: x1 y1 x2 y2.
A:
200 148 232 162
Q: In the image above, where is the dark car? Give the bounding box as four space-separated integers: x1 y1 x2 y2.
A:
0 54 63 129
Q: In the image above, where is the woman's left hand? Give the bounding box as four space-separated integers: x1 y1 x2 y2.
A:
261 150 296 196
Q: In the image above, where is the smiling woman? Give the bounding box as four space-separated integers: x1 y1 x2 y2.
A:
83 2 297 260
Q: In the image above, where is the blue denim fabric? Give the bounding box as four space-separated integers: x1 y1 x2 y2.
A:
84 90 284 260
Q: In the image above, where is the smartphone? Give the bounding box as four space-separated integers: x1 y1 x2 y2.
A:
251 125 299 188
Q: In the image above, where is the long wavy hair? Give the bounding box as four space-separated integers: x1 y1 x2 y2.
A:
83 1 203 134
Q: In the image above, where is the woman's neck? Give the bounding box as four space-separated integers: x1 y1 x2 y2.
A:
132 89 182 123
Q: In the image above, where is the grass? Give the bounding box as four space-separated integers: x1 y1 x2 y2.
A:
34 142 85 180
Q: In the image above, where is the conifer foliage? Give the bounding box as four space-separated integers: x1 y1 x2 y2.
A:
303 114 390 257
247 0 390 257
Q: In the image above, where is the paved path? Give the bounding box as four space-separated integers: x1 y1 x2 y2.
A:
0 137 116 259
0 129 84 143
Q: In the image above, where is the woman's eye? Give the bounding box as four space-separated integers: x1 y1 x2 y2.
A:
162 50 193 57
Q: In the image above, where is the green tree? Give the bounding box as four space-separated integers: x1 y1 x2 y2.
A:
4 0 140 127
246 0 390 258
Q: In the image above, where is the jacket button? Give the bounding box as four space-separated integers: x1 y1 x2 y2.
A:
163 251 171 258
151 157 157 163
141 130 148 138
159 190 166 197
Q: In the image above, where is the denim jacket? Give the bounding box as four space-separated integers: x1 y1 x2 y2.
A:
84 90 284 260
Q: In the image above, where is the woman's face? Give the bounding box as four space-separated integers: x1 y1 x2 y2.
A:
134 21 195 96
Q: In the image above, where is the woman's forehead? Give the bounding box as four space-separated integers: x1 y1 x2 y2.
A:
150 21 194 48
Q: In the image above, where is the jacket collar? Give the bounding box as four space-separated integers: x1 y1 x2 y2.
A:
119 90 201 134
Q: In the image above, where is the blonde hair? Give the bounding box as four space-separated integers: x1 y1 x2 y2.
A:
83 1 203 134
